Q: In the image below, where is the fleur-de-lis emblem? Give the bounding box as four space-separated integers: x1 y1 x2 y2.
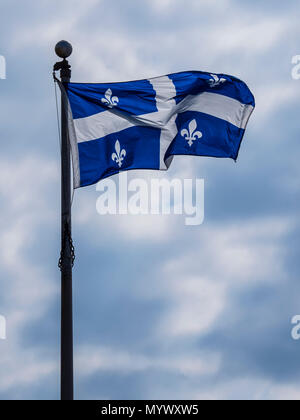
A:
101 88 119 108
181 119 202 147
208 74 226 87
111 140 126 167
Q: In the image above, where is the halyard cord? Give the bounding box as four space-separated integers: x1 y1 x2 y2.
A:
58 222 75 270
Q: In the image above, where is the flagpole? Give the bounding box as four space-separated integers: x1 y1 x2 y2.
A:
54 40 74 401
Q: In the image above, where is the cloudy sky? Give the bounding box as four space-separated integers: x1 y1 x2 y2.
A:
1 0 300 400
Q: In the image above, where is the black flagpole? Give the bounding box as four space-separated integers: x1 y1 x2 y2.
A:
54 40 74 401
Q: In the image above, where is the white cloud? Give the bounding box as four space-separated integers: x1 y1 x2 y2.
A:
254 83 300 125
209 18 288 54
76 344 300 400
10 0 101 51
0 348 56 392
192 378 300 400
158 275 226 337
149 0 230 14
0 155 59 393
76 344 220 377
135 217 291 339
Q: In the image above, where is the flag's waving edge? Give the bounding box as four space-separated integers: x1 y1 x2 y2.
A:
59 80 81 190
60 71 255 189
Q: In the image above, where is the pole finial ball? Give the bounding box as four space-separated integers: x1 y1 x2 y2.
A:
55 41 73 59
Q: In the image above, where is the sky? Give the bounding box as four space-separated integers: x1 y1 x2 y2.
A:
1 0 300 400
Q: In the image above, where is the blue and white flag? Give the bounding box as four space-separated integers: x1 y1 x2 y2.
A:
63 71 255 188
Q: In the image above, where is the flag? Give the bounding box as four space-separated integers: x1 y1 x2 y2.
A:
63 71 255 188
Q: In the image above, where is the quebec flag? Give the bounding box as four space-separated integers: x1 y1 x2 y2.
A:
63 71 255 188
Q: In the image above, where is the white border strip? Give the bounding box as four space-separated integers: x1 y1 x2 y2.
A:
176 92 254 130
148 76 177 170
73 91 253 145
59 81 81 189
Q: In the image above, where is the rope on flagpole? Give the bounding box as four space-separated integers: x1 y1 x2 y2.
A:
58 221 75 270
